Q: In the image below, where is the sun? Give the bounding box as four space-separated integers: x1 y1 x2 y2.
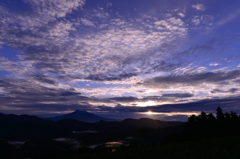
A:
146 111 153 115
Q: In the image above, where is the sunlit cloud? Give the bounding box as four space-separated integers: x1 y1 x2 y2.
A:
192 4 206 11
140 111 199 116
209 63 220 66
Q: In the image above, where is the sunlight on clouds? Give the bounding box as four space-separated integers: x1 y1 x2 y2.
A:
146 111 158 115
140 111 200 116
136 101 158 107
209 63 219 66
192 4 206 11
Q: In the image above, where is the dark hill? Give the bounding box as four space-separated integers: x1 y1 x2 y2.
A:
55 118 185 132
122 118 184 128
0 113 54 125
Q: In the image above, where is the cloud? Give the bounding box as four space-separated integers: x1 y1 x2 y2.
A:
234 79 240 83
0 57 33 75
161 93 194 98
178 13 185 17
109 96 138 102
209 62 219 66
86 72 138 81
97 96 240 114
202 15 214 25
31 74 58 85
192 16 200 25
141 70 240 88
0 74 195 110
80 18 95 27
0 73 240 116
106 94 195 104
0 0 188 83
211 88 238 94
192 4 206 11
0 78 83 105
24 0 85 18
59 91 81 96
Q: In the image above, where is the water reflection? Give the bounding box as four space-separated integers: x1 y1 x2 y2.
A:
88 140 130 151
105 140 125 148
8 141 26 148
72 130 98 134
54 138 81 150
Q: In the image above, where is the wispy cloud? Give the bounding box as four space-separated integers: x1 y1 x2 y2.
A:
192 4 206 11
209 62 219 66
141 70 240 88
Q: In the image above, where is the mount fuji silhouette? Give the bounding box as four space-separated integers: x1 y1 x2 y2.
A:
47 110 114 123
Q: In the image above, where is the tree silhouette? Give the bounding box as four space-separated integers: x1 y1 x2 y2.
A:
224 112 230 121
188 114 197 123
230 111 238 121
183 106 240 141
216 106 224 122
207 113 216 123
199 111 207 121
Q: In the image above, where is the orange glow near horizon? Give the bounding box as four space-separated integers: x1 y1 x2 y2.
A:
140 111 200 116
146 111 153 115
137 101 157 107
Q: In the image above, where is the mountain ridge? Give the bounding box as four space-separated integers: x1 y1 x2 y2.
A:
47 110 114 123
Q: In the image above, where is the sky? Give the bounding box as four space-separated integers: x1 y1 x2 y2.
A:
1 0 240 121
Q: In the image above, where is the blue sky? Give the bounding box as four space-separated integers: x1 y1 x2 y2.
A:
1 0 240 120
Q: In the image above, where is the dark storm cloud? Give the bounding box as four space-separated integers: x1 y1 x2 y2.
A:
108 94 193 103
1 76 240 115
31 74 58 85
0 103 95 115
161 93 194 98
86 73 138 81
211 88 238 94
233 79 240 83
0 76 194 110
0 78 84 105
109 96 138 102
84 59 181 82
59 91 81 96
141 70 240 88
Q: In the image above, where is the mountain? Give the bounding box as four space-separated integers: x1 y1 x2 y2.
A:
122 118 184 128
0 113 69 140
47 110 114 123
0 113 54 125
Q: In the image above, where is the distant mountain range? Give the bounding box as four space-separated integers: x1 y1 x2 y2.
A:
0 113 54 125
0 111 186 158
0 111 185 140
47 110 114 123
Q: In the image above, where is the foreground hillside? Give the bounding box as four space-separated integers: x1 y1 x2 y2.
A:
2 135 240 159
47 135 240 159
